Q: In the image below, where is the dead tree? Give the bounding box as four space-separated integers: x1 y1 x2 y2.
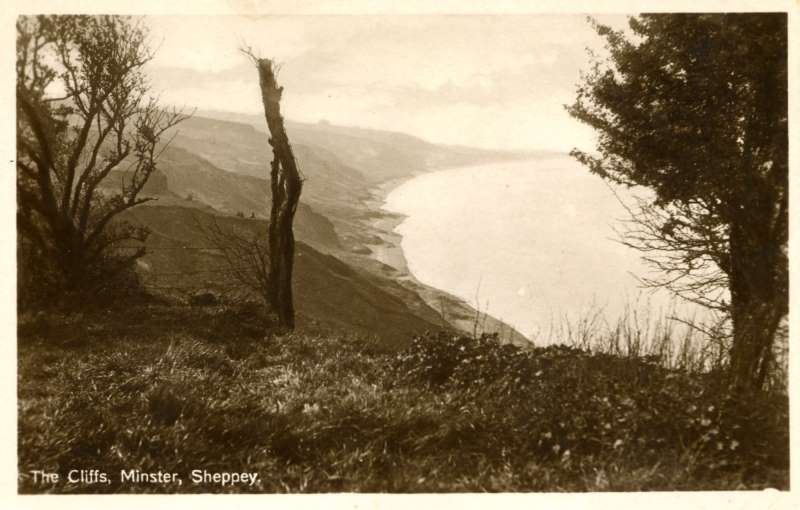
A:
244 51 303 329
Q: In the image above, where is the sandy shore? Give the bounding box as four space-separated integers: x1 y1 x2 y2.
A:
359 177 416 274
354 173 531 347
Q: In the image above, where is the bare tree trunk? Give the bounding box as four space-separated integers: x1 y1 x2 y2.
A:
254 58 303 330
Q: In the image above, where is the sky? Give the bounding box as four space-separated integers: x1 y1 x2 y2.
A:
144 15 630 152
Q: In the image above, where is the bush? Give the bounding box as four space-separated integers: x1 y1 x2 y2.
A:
393 331 789 486
18 236 150 312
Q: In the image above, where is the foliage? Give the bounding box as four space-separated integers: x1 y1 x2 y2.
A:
16 15 188 305
18 304 788 493
567 14 788 391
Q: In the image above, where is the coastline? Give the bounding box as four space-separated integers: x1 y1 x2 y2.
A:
361 176 417 275
354 170 531 348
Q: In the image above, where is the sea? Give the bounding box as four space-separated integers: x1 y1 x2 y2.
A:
383 156 704 341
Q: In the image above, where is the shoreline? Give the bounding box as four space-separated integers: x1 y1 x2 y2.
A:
359 175 418 276
355 169 531 347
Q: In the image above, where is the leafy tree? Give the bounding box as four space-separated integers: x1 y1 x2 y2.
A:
16 15 187 304
567 14 787 392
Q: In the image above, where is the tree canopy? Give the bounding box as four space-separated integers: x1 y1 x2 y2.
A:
567 14 788 392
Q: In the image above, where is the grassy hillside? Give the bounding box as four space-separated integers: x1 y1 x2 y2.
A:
121 205 446 348
18 303 788 493
108 145 342 251
168 116 372 217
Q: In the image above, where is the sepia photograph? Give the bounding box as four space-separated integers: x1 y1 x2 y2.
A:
11 1 793 500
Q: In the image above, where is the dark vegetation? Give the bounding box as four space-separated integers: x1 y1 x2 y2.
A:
16 16 188 309
18 302 788 493
568 14 788 393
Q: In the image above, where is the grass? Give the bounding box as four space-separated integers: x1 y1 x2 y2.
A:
17 300 789 493
539 300 788 393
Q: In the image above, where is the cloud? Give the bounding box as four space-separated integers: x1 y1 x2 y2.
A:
143 14 629 151
146 15 316 72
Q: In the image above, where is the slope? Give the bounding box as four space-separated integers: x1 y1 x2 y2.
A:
121 205 445 348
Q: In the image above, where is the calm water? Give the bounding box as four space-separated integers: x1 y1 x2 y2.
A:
384 157 697 340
